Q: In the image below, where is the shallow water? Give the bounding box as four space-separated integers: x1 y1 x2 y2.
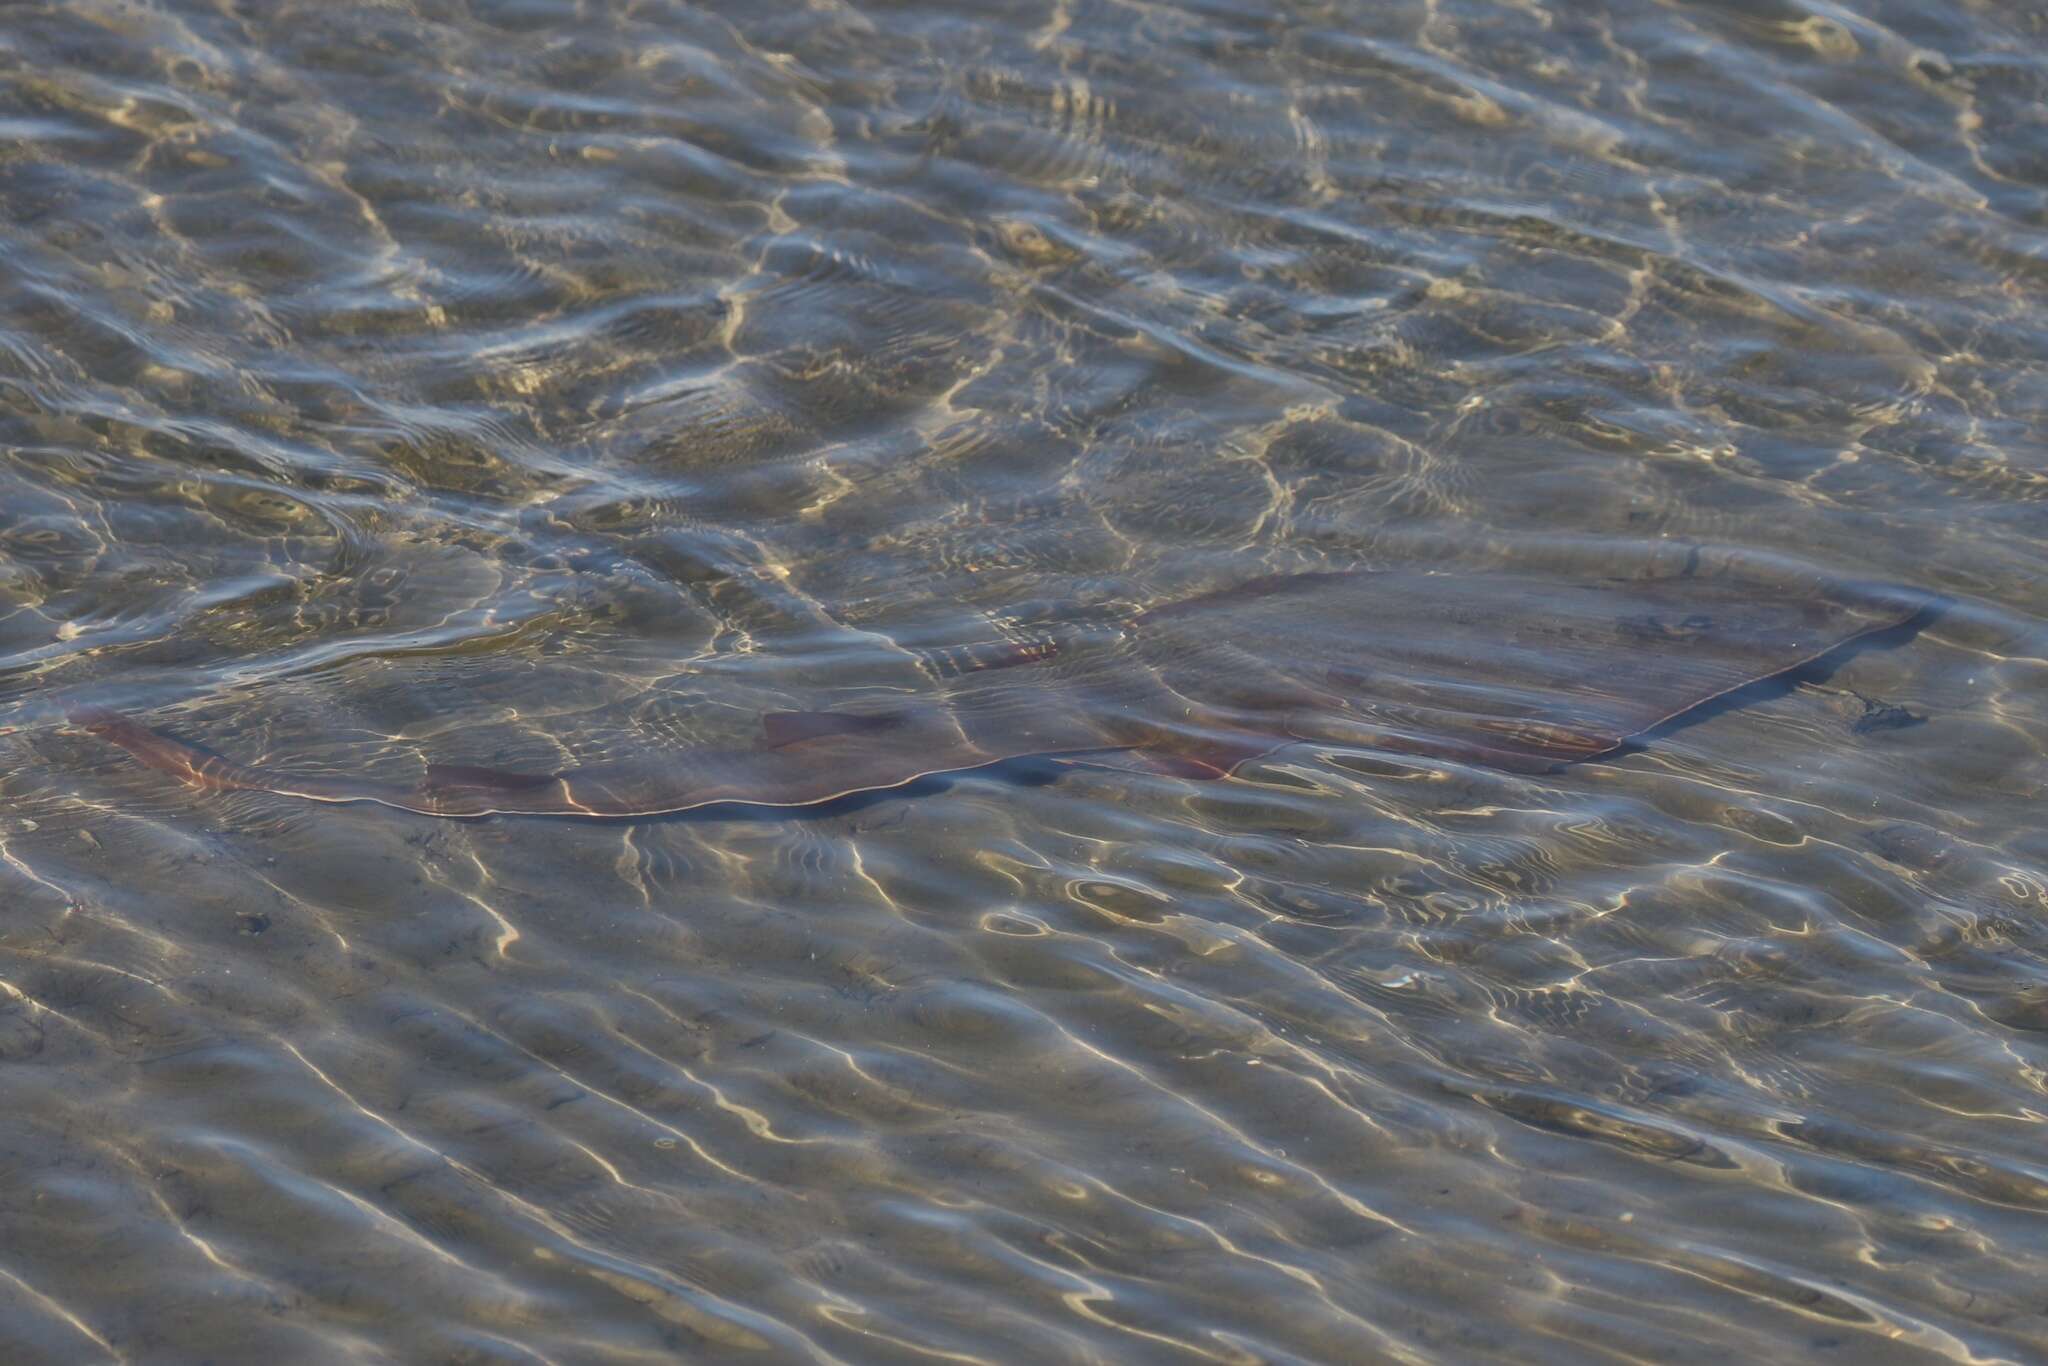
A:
2 0 2046 1360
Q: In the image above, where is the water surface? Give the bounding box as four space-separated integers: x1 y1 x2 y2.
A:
2 0 2046 1360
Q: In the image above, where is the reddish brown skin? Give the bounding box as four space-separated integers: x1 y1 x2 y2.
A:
69 574 1940 819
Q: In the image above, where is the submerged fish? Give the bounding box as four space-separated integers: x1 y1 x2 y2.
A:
72 566 1939 820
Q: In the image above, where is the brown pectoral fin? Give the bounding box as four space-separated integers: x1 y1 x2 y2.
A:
1060 731 1285 781
761 709 910 749
424 763 559 794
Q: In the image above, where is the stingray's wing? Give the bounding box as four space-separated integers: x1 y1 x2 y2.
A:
420 700 1126 817
1119 568 1936 772
71 567 1936 817
73 691 1131 819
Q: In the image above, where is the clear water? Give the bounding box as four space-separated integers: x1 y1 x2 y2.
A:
1 0 2045 1360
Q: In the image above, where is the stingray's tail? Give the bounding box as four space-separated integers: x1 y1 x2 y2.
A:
68 705 275 794
69 705 511 815
68 705 388 807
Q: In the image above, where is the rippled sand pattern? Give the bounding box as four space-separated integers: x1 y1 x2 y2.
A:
2 0 2046 1360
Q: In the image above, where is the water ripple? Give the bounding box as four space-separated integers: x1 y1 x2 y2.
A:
3 0 2046 1359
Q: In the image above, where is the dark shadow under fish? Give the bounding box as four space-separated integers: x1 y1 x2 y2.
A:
71 566 1943 820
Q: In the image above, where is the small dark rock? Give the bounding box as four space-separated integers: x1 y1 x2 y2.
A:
1847 691 1925 735
1863 823 1950 871
1910 52 1955 83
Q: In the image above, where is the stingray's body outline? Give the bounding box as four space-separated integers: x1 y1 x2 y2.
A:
71 567 1942 821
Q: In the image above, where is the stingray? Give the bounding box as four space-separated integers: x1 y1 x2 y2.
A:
71 566 1939 820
